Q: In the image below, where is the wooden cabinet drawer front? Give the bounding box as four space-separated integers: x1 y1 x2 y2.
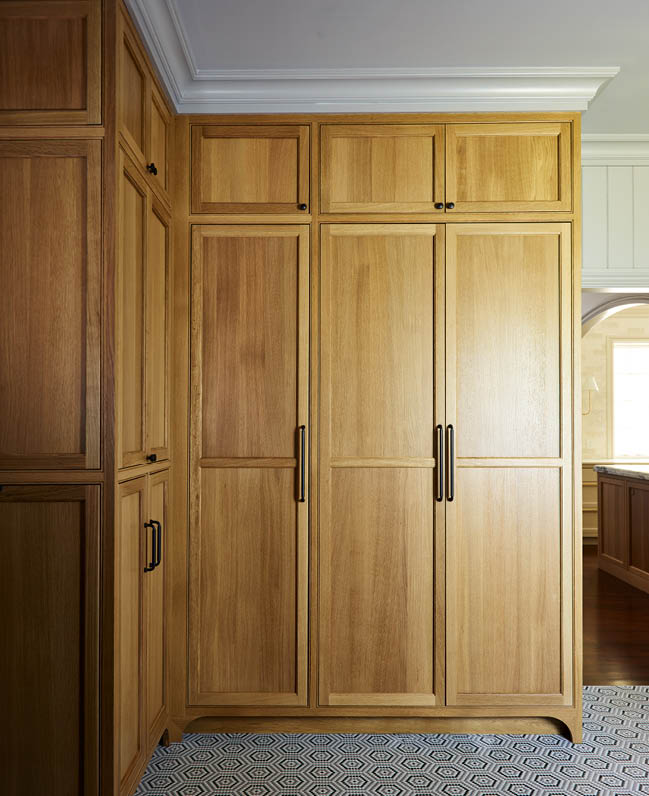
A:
446 123 572 212
191 125 310 214
0 0 101 124
320 124 445 213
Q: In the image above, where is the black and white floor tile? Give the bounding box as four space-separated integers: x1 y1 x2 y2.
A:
136 687 649 795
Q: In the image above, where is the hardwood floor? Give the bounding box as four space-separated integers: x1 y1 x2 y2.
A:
583 544 649 684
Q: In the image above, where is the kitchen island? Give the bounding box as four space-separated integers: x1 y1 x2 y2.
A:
595 465 649 594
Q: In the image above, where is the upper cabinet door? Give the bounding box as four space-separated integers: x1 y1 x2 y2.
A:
118 151 147 469
145 201 171 463
148 85 171 195
191 125 310 214
0 140 101 469
0 0 101 125
445 123 572 212
320 125 445 213
119 15 148 165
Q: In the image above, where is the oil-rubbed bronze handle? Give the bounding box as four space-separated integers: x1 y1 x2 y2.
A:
144 521 156 572
434 202 444 210
298 425 306 502
147 162 158 176
298 203 308 211
436 424 444 502
153 520 162 568
447 425 455 501
446 202 455 210
146 453 157 463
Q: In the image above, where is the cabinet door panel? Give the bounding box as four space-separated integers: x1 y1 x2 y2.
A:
0 141 101 469
446 123 572 212
146 203 170 461
146 470 168 741
191 125 310 213
0 1 101 124
319 224 445 707
630 483 649 575
321 125 444 213
149 87 170 194
116 477 146 789
0 485 99 796
119 17 148 164
446 224 573 707
599 477 628 567
189 226 309 706
118 151 147 468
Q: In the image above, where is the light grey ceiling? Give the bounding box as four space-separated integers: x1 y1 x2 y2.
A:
169 0 648 131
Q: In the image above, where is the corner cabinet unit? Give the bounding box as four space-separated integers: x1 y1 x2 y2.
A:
171 112 582 745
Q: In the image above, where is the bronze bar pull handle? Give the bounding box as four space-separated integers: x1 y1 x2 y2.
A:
298 425 306 503
447 425 455 502
143 521 156 572
436 424 444 502
153 520 162 568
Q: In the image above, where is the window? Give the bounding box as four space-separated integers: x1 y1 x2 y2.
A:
611 339 649 458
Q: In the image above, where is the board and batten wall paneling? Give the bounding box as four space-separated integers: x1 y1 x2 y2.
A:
582 161 649 288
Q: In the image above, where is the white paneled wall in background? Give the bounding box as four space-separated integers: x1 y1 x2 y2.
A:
582 135 649 289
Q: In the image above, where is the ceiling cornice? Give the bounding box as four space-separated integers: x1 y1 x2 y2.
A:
582 134 649 166
124 0 618 114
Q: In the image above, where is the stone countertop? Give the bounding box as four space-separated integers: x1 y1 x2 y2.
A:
594 464 649 481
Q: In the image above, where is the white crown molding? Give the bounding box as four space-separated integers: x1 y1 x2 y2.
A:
123 0 618 114
582 134 649 166
582 269 649 290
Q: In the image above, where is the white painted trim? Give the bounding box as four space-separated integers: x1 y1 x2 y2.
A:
582 135 649 166
123 0 618 114
582 270 649 290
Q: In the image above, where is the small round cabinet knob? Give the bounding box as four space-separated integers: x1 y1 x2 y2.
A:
434 202 444 210
446 202 455 210
146 162 158 176
146 453 157 463
298 203 308 211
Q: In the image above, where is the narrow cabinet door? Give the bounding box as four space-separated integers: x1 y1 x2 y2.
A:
319 224 445 707
320 124 445 213
0 485 99 796
149 85 170 195
189 226 309 706
118 150 147 468
145 201 170 462
445 224 573 707
116 477 146 794
119 10 148 166
445 123 572 212
145 470 168 744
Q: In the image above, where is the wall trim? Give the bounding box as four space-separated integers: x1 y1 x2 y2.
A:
582 270 649 290
582 134 649 166
123 0 618 114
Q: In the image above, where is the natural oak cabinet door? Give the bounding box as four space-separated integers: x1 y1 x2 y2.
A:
149 85 171 194
191 125 310 213
0 140 101 469
320 125 445 213
146 202 171 462
119 14 148 165
445 223 573 707
446 123 572 212
116 476 147 793
118 151 147 468
319 224 445 707
189 226 309 706
0 0 101 124
599 476 628 568
0 485 99 796
146 469 168 744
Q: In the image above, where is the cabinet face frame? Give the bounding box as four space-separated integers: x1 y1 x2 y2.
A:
0 0 101 125
190 125 311 214
445 123 572 212
444 223 573 707
0 139 102 470
318 223 446 708
117 149 148 469
320 124 445 214
0 484 100 796
188 225 310 707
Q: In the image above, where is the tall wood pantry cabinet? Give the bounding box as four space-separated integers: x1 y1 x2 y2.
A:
169 115 582 743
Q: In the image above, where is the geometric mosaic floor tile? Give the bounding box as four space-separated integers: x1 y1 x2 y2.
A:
136 686 649 796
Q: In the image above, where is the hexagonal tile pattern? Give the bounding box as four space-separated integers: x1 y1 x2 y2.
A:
135 687 649 795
